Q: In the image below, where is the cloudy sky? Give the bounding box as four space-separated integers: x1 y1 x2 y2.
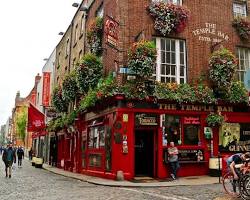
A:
0 0 80 125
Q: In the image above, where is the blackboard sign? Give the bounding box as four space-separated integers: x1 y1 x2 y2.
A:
164 149 204 163
178 149 204 162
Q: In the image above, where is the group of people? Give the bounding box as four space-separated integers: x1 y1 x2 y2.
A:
1 143 24 178
167 141 250 181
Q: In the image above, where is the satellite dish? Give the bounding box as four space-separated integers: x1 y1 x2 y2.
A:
244 69 250 91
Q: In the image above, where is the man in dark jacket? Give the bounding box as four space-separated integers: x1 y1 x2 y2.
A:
2 143 16 178
17 146 24 167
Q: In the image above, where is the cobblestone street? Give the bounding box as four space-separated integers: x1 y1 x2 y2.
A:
0 158 234 200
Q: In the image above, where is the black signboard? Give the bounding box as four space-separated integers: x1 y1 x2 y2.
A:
164 149 204 163
135 113 158 126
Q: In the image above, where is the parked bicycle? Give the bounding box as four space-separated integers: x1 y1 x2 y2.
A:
222 160 250 200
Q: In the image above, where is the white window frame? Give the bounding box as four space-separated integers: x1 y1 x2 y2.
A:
155 38 187 84
233 2 247 17
152 0 182 5
236 47 250 82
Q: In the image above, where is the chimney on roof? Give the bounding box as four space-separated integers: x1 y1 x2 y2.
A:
35 73 41 86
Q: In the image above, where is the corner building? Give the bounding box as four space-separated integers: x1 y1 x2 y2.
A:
56 0 250 180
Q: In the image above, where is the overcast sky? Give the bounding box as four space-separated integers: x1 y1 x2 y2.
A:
0 0 80 125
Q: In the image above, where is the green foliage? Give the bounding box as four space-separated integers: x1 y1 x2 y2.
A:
209 48 237 90
227 81 249 104
62 71 78 102
232 17 250 40
16 110 27 142
206 113 224 127
128 41 156 78
194 84 217 104
76 53 103 94
86 17 103 55
52 86 68 113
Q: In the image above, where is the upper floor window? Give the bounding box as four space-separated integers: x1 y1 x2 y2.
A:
81 14 86 33
236 47 250 82
233 2 247 17
74 24 78 44
155 38 186 84
152 0 182 5
66 39 70 57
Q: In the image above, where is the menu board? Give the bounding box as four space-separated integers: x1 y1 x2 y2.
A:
164 149 204 163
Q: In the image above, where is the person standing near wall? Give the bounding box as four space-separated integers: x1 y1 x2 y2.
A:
2 143 16 178
168 141 180 180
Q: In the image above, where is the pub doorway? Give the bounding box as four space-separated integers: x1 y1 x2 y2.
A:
134 130 154 177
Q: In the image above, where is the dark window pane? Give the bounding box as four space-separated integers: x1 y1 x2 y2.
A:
166 77 170 83
161 39 165 51
164 115 181 145
171 53 176 64
180 53 184 65
171 65 176 75
184 125 200 145
171 77 176 82
161 64 166 75
166 52 171 63
180 66 184 76
166 65 170 75
161 51 166 63
171 40 175 51
161 77 165 82
166 39 170 51
180 41 184 52
180 78 184 84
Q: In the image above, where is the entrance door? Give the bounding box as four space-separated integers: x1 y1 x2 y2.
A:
134 130 154 177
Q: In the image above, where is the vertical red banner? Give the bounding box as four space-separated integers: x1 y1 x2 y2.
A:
42 72 51 107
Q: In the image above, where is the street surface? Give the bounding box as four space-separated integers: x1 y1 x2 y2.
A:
0 158 233 200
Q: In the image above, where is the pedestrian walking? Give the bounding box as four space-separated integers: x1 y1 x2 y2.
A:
17 146 24 168
2 143 16 178
168 141 180 180
29 148 33 160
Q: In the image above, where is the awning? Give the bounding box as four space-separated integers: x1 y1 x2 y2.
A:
27 103 45 132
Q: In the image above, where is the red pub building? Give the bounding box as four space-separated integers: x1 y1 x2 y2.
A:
52 0 250 180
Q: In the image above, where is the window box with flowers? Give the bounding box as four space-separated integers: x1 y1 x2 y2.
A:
206 113 225 128
148 2 190 36
232 17 250 40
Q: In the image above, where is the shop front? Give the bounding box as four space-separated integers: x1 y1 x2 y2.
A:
77 98 250 180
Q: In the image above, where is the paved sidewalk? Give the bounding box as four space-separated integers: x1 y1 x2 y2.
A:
42 163 219 187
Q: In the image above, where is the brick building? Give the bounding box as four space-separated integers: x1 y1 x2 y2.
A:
50 0 250 180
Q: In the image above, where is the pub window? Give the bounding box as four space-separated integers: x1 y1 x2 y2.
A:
88 126 105 149
183 116 200 145
155 38 186 84
233 2 247 17
152 0 182 5
236 47 250 82
162 115 181 145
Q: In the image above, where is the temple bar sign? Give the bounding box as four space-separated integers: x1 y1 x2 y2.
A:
192 23 229 43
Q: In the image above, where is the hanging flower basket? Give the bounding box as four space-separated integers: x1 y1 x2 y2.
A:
62 71 78 102
52 86 68 113
209 48 237 90
148 2 190 36
206 113 225 127
232 17 250 40
86 17 103 55
127 40 156 78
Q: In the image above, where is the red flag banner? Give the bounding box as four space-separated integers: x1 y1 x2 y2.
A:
42 72 51 107
27 103 45 132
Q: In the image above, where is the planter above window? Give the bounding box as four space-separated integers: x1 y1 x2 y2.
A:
147 2 190 36
232 17 250 40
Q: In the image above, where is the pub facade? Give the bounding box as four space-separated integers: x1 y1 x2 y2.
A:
49 0 250 180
